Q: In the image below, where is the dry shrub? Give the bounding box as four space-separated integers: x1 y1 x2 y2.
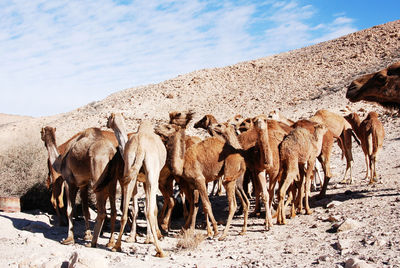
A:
176 229 205 250
0 142 52 211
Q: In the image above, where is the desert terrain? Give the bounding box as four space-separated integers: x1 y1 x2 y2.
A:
0 20 399 267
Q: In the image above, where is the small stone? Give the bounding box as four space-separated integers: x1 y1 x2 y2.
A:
326 201 342 208
326 215 340 222
345 257 375 268
337 219 359 232
318 255 329 262
338 238 351 250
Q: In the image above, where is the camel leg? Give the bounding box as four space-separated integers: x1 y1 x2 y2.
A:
79 185 92 241
304 160 315 215
317 136 333 199
341 130 354 184
182 187 194 231
62 181 78 245
217 177 223 196
106 182 117 248
188 189 199 232
251 171 262 216
126 185 138 243
296 167 306 214
256 171 272 229
158 175 175 232
363 151 370 180
235 177 249 235
144 171 166 258
219 180 237 241
195 178 219 237
277 164 296 225
87 190 107 248
112 179 136 252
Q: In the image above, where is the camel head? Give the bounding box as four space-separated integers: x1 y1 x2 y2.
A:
238 117 254 133
208 122 241 147
169 110 195 128
41 126 56 146
107 112 126 130
253 115 274 168
194 114 218 130
154 123 181 142
344 112 361 127
346 62 400 109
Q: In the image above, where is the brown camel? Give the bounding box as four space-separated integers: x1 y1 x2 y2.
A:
277 123 327 225
346 61 400 109
210 115 292 227
41 127 81 226
106 114 167 257
46 127 120 248
155 112 249 241
344 112 385 184
310 110 356 187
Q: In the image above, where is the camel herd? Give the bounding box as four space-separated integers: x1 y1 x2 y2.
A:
40 62 399 257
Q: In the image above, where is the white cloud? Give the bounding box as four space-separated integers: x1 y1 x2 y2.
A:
0 0 358 116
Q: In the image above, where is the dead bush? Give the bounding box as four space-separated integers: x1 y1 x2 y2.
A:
176 229 205 251
0 142 51 211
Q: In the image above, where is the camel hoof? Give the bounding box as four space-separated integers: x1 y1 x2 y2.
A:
112 246 122 252
155 251 168 258
306 209 313 215
84 232 93 241
61 237 74 245
84 242 96 248
106 242 115 249
218 235 226 241
239 231 246 236
126 235 136 243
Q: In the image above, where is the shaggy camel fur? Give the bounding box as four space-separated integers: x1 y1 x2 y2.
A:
155 112 248 241
345 112 385 184
48 127 119 248
107 114 167 257
346 61 400 109
210 115 292 228
310 110 356 188
277 123 327 225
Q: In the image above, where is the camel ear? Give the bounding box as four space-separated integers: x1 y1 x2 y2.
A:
387 63 400 76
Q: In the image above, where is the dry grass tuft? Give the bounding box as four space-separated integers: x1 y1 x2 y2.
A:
176 229 205 251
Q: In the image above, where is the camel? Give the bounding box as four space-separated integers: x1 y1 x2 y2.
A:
106 114 167 257
209 115 292 227
344 112 385 184
346 61 400 109
40 126 81 226
277 123 328 225
155 112 249 241
268 110 295 126
309 110 357 188
45 127 120 248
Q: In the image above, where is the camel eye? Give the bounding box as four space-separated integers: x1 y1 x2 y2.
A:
375 73 386 84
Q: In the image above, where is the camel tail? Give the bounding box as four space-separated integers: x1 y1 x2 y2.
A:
351 130 361 146
126 145 145 183
94 149 123 192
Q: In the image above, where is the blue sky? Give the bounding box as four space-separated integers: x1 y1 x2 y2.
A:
1 0 399 117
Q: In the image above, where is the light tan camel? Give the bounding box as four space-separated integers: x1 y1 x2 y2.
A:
106 112 199 237
268 110 295 126
310 109 356 186
106 114 167 257
210 115 292 228
346 61 400 109
155 112 249 241
344 112 385 183
277 123 327 225
48 127 120 248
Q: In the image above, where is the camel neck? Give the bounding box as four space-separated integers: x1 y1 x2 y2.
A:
168 129 185 177
112 127 128 156
45 140 60 166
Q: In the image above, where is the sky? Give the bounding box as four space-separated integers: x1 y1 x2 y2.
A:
1 0 399 117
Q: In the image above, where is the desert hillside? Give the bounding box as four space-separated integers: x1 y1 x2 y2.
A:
0 20 399 206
